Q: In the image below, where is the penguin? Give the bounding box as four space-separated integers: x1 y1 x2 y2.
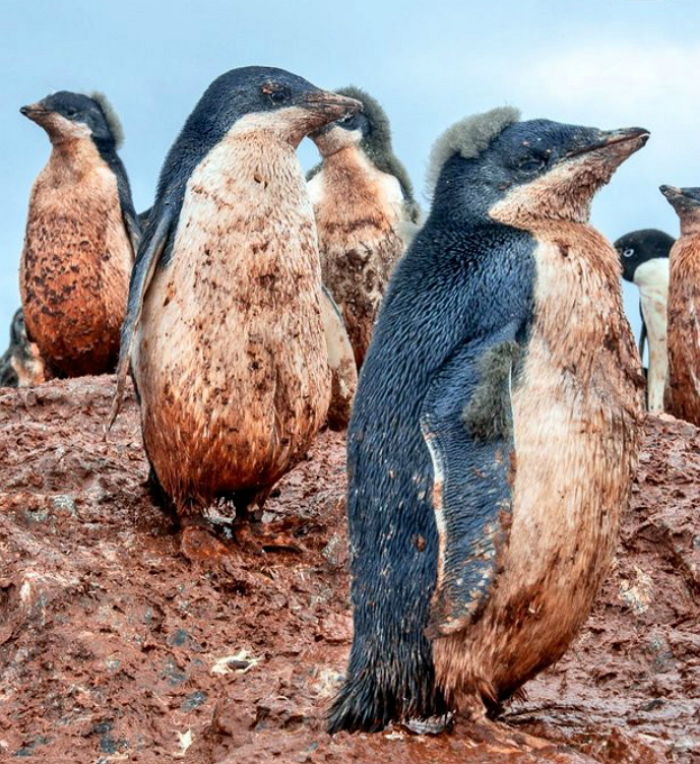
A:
20 91 140 377
659 185 700 424
0 308 46 387
110 67 361 543
307 86 420 368
328 109 647 733
614 229 673 412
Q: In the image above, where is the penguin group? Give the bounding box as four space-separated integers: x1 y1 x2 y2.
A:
2 63 692 741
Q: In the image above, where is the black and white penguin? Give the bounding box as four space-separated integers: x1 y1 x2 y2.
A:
614 229 673 412
329 109 647 733
19 91 139 377
111 67 360 548
307 86 420 367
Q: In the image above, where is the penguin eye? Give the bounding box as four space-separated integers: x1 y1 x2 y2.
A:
623 248 635 258
261 83 291 105
518 154 547 173
338 113 358 130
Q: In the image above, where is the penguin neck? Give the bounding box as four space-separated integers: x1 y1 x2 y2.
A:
633 258 669 295
679 216 700 236
47 136 106 179
320 142 365 167
222 129 298 181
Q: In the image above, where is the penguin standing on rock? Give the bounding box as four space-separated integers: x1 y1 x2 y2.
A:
20 91 140 377
614 229 673 412
307 86 420 368
0 309 46 387
111 67 361 550
329 109 646 733
659 185 700 424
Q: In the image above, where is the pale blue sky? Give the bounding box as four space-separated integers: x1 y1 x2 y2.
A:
1 0 698 349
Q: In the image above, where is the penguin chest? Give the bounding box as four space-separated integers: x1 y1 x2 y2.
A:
634 260 669 412
665 238 700 422
483 228 642 689
20 150 131 375
136 137 331 504
309 150 406 365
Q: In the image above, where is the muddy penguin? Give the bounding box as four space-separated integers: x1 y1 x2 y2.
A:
307 86 420 368
19 91 139 378
0 308 46 387
659 185 700 424
328 109 646 733
614 229 673 412
136 207 356 429
112 67 360 540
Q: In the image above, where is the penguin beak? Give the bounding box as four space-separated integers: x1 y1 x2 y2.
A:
299 91 362 122
565 127 650 160
660 184 681 200
20 102 50 123
660 184 700 207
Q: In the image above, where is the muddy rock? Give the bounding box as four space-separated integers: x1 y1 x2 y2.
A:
0 377 698 762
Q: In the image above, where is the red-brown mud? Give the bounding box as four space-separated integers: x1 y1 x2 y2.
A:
0 377 697 763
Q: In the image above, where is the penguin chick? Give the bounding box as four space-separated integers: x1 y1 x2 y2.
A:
19 91 140 377
614 229 673 412
112 67 361 533
307 86 420 367
0 308 46 387
329 109 646 733
659 185 700 424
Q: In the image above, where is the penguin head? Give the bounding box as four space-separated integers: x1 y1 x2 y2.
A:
614 229 674 282
428 108 649 225
9 309 27 348
310 86 387 157
20 91 123 149
660 186 700 231
181 67 362 148
308 85 417 209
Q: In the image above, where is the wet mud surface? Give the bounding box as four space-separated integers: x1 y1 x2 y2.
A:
0 377 697 762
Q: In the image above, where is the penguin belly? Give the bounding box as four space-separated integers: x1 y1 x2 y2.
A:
309 149 406 367
634 259 669 412
665 239 700 423
432 228 643 705
134 137 331 508
20 151 132 376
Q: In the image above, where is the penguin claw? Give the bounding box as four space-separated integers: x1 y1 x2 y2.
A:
180 525 231 564
401 713 454 735
455 717 554 752
234 518 306 554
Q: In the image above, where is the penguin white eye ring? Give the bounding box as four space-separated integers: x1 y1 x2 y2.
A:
623 248 635 257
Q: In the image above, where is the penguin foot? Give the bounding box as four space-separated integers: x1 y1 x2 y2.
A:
234 516 307 554
180 522 231 564
455 716 555 752
401 712 454 735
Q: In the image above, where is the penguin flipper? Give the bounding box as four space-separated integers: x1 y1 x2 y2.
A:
320 286 358 429
122 208 142 260
107 209 173 429
638 300 647 360
420 327 519 638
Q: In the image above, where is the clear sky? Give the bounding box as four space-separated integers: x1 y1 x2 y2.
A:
1 0 698 352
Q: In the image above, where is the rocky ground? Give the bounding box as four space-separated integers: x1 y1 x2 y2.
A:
0 376 698 763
